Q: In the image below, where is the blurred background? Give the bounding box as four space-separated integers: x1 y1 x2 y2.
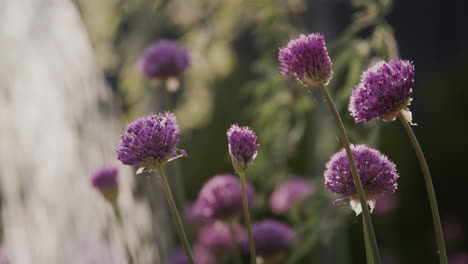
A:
0 0 467 263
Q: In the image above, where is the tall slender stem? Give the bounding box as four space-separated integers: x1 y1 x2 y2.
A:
156 166 195 264
112 203 135 264
399 114 447 263
239 171 257 264
363 221 373 264
318 83 381 264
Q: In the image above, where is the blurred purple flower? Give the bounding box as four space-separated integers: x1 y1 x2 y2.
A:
137 40 190 80
269 176 315 214
442 215 464 243
279 33 333 87
324 144 399 215
227 124 259 173
169 245 214 264
240 219 294 258
449 253 468 264
195 174 255 221
116 112 186 170
374 194 398 215
349 59 415 123
90 166 119 204
197 221 239 252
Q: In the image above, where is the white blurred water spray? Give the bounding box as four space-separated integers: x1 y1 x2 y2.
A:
0 0 159 263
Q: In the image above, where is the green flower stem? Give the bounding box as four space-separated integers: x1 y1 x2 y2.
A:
318 82 381 264
156 166 195 264
239 171 257 264
363 221 373 264
112 203 135 264
399 113 447 264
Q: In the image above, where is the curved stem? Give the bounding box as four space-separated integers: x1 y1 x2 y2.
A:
112 203 135 264
318 83 381 264
239 171 257 264
363 221 373 264
399 114 447 263
156 166 195 264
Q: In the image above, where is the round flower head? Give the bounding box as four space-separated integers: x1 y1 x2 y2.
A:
138 40 190 79
197 221 239 252
449 253 468 264
90 166 119 204
137 40 190 92
279 33 333 87
349 59 415 123
227 124 260 173
269 176 315 214
116 112 186 172
324 144 399 215
240 220 294 258
195 174 255 221
169 245 214 264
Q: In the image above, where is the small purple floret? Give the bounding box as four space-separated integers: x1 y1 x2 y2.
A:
195 174 255 221
169 245 214 264
90 166 119 203
349 59 415 122
227 124 259 173
137 40 190 79
324 145 399 214
279 33 333 86
197 222 238 252
116 112 186 169
240 219 294 257
269 176 315 214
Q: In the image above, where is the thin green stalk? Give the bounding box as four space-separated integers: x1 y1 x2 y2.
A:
399 113 447 263
112 203 135 264
318 83 381 264
239 171 257 264
363 221 373 264
156 166 195 264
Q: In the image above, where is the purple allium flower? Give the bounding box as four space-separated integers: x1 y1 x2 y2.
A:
349 59 415 123
195 174 255 221
197 221 238 252
374 194 398 215
90 166 119 203
324 144 399 215
279 33 333 87
116 112 186 170
169 245 214 264
227 124 260 173
449 253 468 264
137 40 190 80
442 215 464 243
240 220 294 258
269 176 315 214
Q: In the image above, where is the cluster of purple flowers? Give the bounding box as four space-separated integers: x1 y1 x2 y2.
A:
91 29 441 263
